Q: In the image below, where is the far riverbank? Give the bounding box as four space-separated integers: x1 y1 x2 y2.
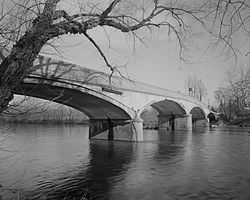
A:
0 96 89 124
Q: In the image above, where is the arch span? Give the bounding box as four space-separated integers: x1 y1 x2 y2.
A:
140 106 158 129
14 83 131 120
140 99 191 130
151 99 186 115
207 112 216 124
190 106 209 127
190 107 206 120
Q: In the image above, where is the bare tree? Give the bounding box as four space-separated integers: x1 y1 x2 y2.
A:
226 65 250 115
0 0 250 113
215 86 232 120
185 75 207 102
215 64 250 119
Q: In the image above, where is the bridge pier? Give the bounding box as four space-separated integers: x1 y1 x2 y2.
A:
89 117 144 142
131 117 144 142
157 114 192 131
193 118 209 127
158 114 171 129
175 114 192 131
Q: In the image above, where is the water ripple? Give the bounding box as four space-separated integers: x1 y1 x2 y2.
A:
1 125 250 199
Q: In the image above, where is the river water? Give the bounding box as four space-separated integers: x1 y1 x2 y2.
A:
1 124 250 199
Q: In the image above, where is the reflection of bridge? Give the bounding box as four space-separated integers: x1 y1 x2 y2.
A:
15 56 213 141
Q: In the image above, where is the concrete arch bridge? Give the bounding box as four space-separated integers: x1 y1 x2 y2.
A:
15 56 214 142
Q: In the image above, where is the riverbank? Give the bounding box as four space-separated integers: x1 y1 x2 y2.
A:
0 96 89 124
0 118 89 124
228 116 250 127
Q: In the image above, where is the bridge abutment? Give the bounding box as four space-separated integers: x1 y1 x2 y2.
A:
89 117 144 142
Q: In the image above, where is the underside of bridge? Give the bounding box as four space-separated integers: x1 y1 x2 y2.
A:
140 99 192 130
15 83 131 120
151 99 187 115
14 83 145 142
190 107 206 120
14 83 210 141
190 107 209 127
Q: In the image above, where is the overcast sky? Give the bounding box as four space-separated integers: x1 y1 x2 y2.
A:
42 1 250 107
43 28 245 107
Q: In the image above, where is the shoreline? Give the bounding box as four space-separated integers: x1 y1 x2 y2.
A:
0 119 90 125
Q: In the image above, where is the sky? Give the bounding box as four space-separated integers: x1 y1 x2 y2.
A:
2 0 250 108
43 26 238 107
41 0 250 107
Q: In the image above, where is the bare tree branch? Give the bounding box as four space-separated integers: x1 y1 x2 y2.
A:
0 0 250 113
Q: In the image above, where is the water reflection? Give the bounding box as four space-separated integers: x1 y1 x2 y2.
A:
153 129 190 161
31 140 135 199
1 124 250 199
83 141 134 199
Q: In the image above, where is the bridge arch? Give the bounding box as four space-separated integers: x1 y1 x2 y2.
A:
207 112 216 124
190 106 209 127
14 83 132 120
151 99 187 115
139 99 187 129
190 106 206 120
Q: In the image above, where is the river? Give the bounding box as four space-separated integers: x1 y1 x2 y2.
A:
1 123 250 199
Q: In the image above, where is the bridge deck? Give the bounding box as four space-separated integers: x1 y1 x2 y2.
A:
27 55 207 107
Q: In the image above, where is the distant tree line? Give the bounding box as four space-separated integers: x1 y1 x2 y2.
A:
215 65 250 121
0 96 89 124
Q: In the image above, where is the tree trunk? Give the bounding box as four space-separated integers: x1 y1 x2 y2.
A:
0 85 13 113
0 31 53 113
0 0 62 113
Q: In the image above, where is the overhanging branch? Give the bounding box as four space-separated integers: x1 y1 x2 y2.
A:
83 31 113 72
